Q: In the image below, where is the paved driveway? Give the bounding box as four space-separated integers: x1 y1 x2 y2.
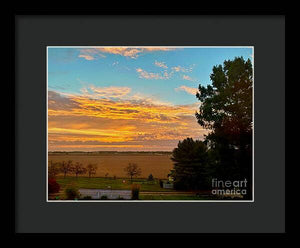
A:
79 189 131 199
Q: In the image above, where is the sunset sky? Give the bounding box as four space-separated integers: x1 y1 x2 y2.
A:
48 46 253 151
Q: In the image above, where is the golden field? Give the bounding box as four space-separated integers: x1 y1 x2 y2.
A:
48 152 174 179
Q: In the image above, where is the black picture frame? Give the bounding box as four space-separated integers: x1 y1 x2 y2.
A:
12 12 286 237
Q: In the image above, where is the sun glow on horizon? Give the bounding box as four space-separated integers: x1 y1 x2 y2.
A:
48 47 253 151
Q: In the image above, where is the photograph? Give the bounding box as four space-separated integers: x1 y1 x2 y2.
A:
47 46 254 201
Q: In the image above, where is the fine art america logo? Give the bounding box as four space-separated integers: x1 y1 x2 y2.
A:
211 178 248 197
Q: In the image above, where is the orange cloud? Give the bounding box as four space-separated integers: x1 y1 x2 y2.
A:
97 47 141 58
48 90 207 151
78 47 177 59
78 54 95 61
78 49 106 60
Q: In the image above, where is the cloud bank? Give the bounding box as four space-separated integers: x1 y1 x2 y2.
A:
48 89 206 151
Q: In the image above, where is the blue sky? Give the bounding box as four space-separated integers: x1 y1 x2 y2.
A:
48 47 253 151
48 47 253 105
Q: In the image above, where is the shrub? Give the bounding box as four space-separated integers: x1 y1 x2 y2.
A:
65 187 80 200
131 184 140 200
147 174 154 181
159 179 163 188
100 195 108 200
48 178 60 194
82 196 92 200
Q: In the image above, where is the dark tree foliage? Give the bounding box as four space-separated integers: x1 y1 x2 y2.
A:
170 57 253 198
195 57 253 198
171 138 210 190
196 57 252 134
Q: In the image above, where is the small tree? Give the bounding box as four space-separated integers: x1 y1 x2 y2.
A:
48 160 60 179
73 162 86 178
59 160 73 178
147 174 154 181
124 163 141 182
86 163 97 178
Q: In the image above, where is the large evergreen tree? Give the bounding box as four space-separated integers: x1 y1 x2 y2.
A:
195 57 253 198
171 138 210 190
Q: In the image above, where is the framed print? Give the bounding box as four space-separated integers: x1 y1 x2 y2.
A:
14 14 285 234
46 46 254 202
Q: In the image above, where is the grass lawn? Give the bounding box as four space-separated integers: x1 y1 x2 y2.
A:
52 176 218 201
56 176 173 192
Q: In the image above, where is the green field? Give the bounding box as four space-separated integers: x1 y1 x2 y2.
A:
56 176 173 192
51 176 217 200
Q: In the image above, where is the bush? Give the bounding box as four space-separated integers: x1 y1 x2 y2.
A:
159 179 163 188
65 187 80 200
100 195 108 200
147 174 154 181
48 178 60 194
131 184 140 200
81 196 92 200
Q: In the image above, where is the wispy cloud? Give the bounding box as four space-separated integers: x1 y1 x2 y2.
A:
154 61 168 69
182 75 195 81
175 85 198 95
136 68 172 80
171 65 195 73
80 85 131 99
77 49 106 60
136 63 196 81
